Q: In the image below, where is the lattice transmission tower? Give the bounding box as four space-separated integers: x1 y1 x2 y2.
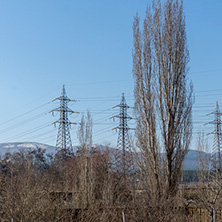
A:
111 93 134 177
208 101 222 173
51 85 77 153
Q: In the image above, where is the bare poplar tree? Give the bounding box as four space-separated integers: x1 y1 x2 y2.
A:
78 110 93 153
133 0 193 205
77 110 93 207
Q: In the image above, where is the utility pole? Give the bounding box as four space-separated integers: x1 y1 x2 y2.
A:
207 101 222 174
111 93 134 178
51 85 78 153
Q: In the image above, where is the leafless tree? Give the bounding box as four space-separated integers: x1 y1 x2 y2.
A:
133 0 193 219
78 110 93 153
76 110 93 207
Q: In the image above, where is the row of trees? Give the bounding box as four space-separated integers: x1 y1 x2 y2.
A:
0 146 192 221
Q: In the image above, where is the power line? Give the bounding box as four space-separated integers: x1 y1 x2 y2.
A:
0 102 51 126
0 111 49 135
2 122 52 142
24 129 56 141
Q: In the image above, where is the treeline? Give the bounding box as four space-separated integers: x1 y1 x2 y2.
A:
0 147 125 221
0 147 193 222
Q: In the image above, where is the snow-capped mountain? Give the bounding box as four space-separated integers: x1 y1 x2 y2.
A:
0 142 55 156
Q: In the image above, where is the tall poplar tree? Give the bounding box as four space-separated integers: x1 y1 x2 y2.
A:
133 0 193 202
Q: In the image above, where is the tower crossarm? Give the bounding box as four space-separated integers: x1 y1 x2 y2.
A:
205 120 222 125
52 120 77 125
110 115 132 120
50 108 78 114
112 104 130 109
112 126 135 130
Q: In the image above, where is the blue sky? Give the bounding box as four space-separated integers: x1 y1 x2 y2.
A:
0 0 221 151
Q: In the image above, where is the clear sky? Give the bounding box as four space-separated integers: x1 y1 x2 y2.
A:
0 0 221 151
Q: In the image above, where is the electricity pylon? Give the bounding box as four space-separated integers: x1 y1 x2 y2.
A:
111 93 134 178
208 101 222 173
51 85 78 153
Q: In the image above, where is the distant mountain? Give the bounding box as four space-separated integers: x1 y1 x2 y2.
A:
0 142 55 156
183 150 199 170
183 149 210 170
96 146 210 170
0 142 210 170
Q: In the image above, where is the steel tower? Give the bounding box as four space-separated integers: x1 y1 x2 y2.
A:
209 101 222 173
111 93 134 177
51 85 77 153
